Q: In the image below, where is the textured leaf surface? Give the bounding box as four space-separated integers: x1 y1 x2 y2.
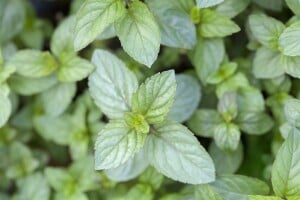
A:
279 21 300 56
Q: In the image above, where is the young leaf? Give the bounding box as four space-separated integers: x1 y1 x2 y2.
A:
145 121 215 184
0 92 11 128
253 47 284 79
168 74 201 123
213 123 241 152
115 1 160 67
105 148 149 182
271 128 300 197
74 0 126 50
286 0 300 17
284 98 300 128
187 109 223 137
218 92 238 122
132 70 176 124
279 21 300 56
248 14 285 51
196 0 224 8
9 50 57 78
58 55 94 82
89 49 138 119
190 38 225 84
147 0 196 49
41 82 76 116
199 9 240 38
95 120 147 170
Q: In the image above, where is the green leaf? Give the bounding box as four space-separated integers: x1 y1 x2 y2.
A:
8 74 57 96
279 21 300 56
139 167 164 190
199 9 240 38
0 0 25 44
211 175 270 200
248 196 281 200
187 109 223 137
284 98 300 128
271 128 300 197
286 0 300 17
236 87 265 113
9 50 57 78
95 119 146 170
132 70 176 124
213 123 241 151
105 148 149 182
145 121 215 184
252 0 282 11
115 1 160 67
147 0 196 49
58 55 94 82
248 14 285 51
168 74 201 123
45 168 72 192
16 173 50 200
218 92 238 122
124 184 153 200
190 38 225 84
253 47 284 79
216 73 249 98
196 0 224 8
216 0 250 18
207 62 237 84
0 92 11 128
209 142 243 175
40 82 76 116
195 184 224 200
89 49 138 119
236 112 273 135
51 16 76 57
282 55 300 78
74 0 126 50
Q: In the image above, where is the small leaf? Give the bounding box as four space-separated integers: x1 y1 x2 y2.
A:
271 128 300 197
279 21 300 56
58 55 94 82
199 9 240 38
213 123 241 152
132 70 176 124
74 0 126 50
115 1 160 67
9 50 57 78
216 0 250 18
218 92 238 122
249 14 285 51
168 74 201 123
196 0 224 8
187 109 223 137
145 121 215 184
95 120 146 170
88 49 138 119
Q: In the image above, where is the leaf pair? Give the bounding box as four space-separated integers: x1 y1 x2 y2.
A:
89 49 215 184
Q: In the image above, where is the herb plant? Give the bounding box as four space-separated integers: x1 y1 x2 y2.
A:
1 0 300 199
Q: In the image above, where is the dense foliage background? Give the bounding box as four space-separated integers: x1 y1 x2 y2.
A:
2 0 300 199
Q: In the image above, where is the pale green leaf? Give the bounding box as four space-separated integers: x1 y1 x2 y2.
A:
132 70 176 124
218 92 238 122
195 184 224 200
145 121 215 184
286 0 300 17
211 175 270 200
207 62 237 84
196 0 224 8
236 112 273 135
216 73 249 98
199 9 240 38
0 92 11 128
282 55 300 78
236 87 265 113
45 168 72 192
190 38 225 84
74 0 126 50
95 120 146 170
115 1 160 67
216 0 250 18
187 109 223 137
214 123 241 152
284 98 300 128
249 14 285 50
279 21 300 56
271 128 300 197
209 142 243 175
252 0 282 11
248 196 281 200
105 148 149 182
253 47 284 79
40 82 76 116
9 50 57 78
88 49 138 119
124 184 153 200
0 0 25 44
58 55 94 82
168 74 201 123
